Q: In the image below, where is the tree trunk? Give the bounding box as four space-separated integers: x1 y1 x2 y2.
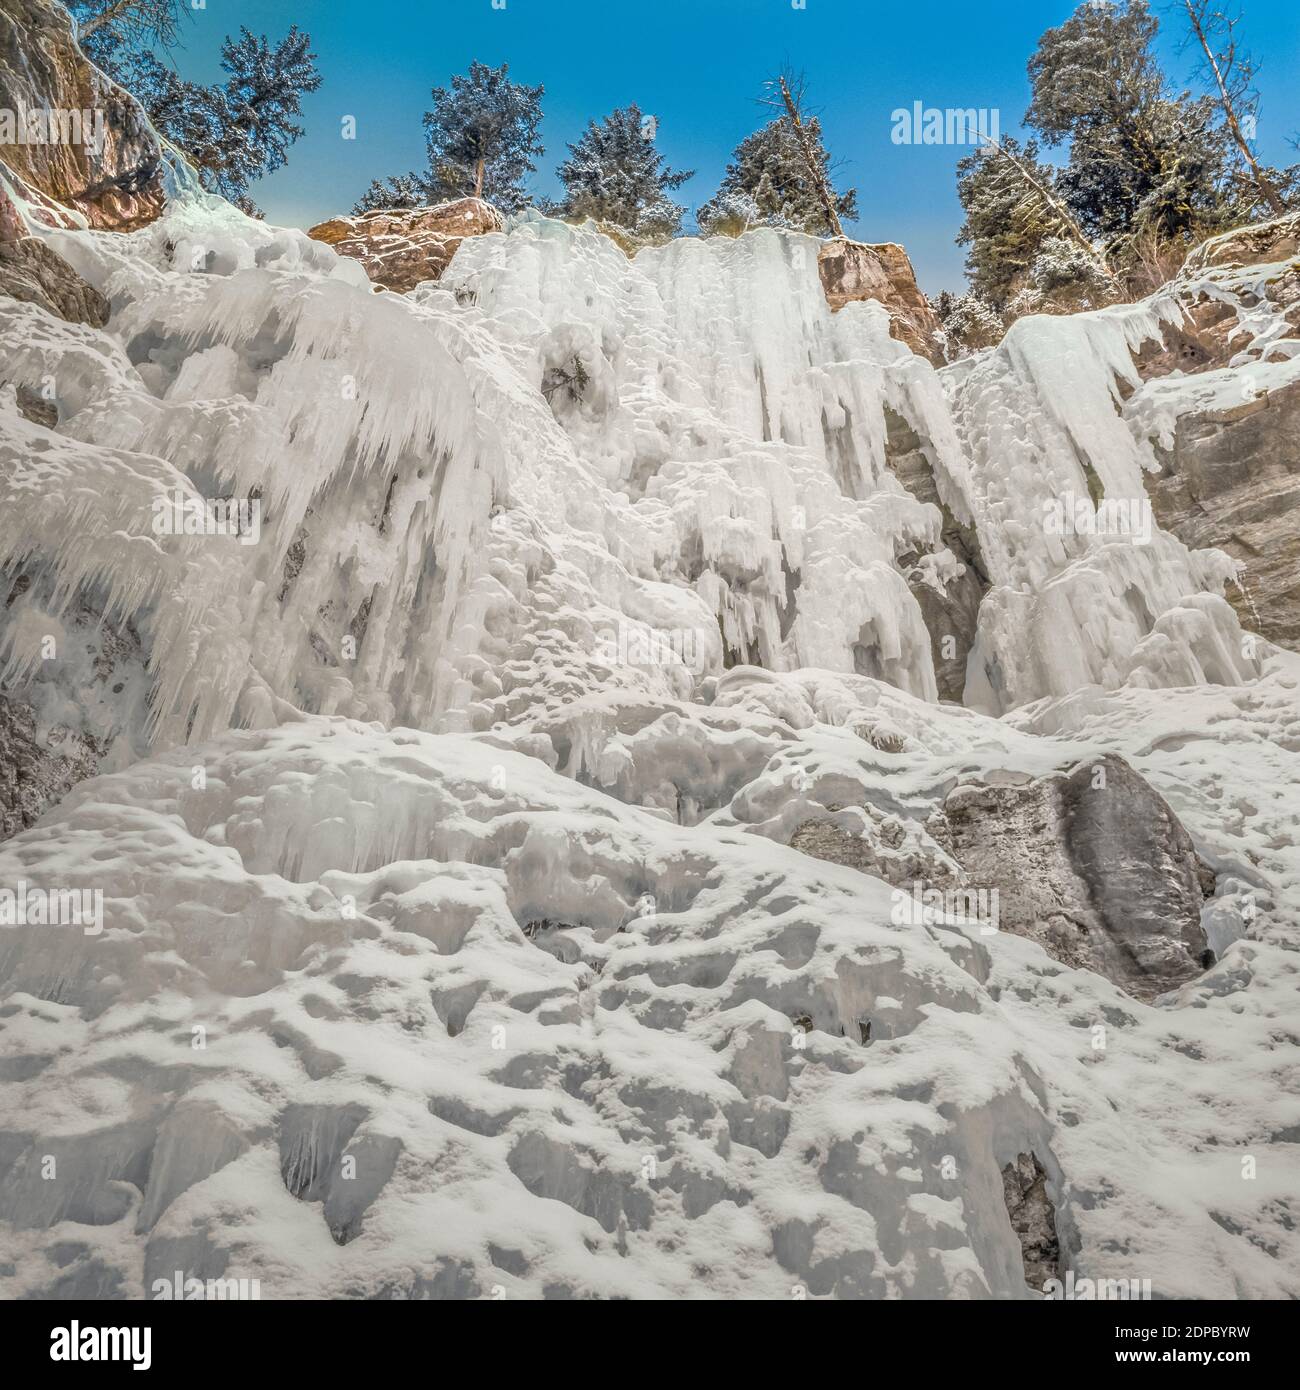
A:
1183 1 1287 217
776 75 845 240
474 159 486 200
977 127 1118 284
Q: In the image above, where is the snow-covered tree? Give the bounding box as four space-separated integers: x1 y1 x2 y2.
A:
956 136 1072 307
554 104 693 236
421 62 544 209
1026 0 1236 245
352 175 426 215
104 28 321 209
698 116 857 237
937 293 1004 357
69 0 186 65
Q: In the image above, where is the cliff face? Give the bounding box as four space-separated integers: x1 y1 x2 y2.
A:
0 0 164 230
1127 215 1300 651
818 237 945 365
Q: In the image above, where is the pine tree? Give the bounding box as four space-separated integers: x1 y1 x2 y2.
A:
956 137 1073 306
353 176 427 215
72 9 322 212
420 62 544 210
1026 0 1236 246
699 116 857 236
555 104 693 236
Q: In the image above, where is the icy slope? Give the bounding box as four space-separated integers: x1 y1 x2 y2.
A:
1 189 1298 1299
1 665 1297 1298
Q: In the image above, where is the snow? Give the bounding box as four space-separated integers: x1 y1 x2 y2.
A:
0 185 1297 1298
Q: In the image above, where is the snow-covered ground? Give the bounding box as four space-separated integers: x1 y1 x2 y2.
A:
0 190 1296 1298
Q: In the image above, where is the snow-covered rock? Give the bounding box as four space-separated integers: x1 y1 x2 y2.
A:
0 176 1298 1300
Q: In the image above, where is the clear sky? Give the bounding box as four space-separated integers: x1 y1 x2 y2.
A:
155 0 1299 293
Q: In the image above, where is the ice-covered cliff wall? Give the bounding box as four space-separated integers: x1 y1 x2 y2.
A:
0 191 1273 760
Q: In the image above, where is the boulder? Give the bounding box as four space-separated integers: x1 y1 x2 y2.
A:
0 0 165 230
818 237 945 365
942 754 1215 1001
307 198 504 293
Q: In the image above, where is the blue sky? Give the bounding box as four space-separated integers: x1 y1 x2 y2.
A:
156 0 1299 292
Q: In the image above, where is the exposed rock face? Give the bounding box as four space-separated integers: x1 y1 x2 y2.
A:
1001 1154 1060 1293
0 698 101 842
0 221 109 326
943 755 1214 1001
789 803 958 889
0 0 165 230
306 198 504 292
1145 382 1300 649
817 237 944 365
1126 218 1300 652
883 406 989 702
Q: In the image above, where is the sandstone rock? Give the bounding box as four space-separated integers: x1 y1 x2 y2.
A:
307 198 504 293
0 228 109 325
1124 217 1300 651
1183 212 1300 274
942 754 1214 1001
817 237 945 365
0 0 164 230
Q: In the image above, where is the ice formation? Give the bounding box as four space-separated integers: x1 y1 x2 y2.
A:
1 178 1298 1299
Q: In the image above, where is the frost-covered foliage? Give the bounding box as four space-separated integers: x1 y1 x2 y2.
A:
937 292 1004 356
956 137 1068 307
554 103 693 236
699 117 857 238
420 61 545 211
1026 0 1238 246
357 62 545 214
352 174 426 215
85 26 322 210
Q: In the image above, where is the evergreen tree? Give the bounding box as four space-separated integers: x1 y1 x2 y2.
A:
70 5 321 212
420 61 544 209
955 136 1070 306
353 175 427 215
698 117 857 236
1026 0 1235 245
555 104 693 236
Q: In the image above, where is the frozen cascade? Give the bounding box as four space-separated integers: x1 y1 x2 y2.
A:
1 183 1298 1299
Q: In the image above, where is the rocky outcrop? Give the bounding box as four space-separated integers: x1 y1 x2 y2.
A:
1128 214 1300 651
0 0 165 230
818 237 945 365
0 182 108 325
1001 1154 1060 1293
0 698 102 842
307 198 504 292
942 755 1214 1001
1144 382 1300 649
